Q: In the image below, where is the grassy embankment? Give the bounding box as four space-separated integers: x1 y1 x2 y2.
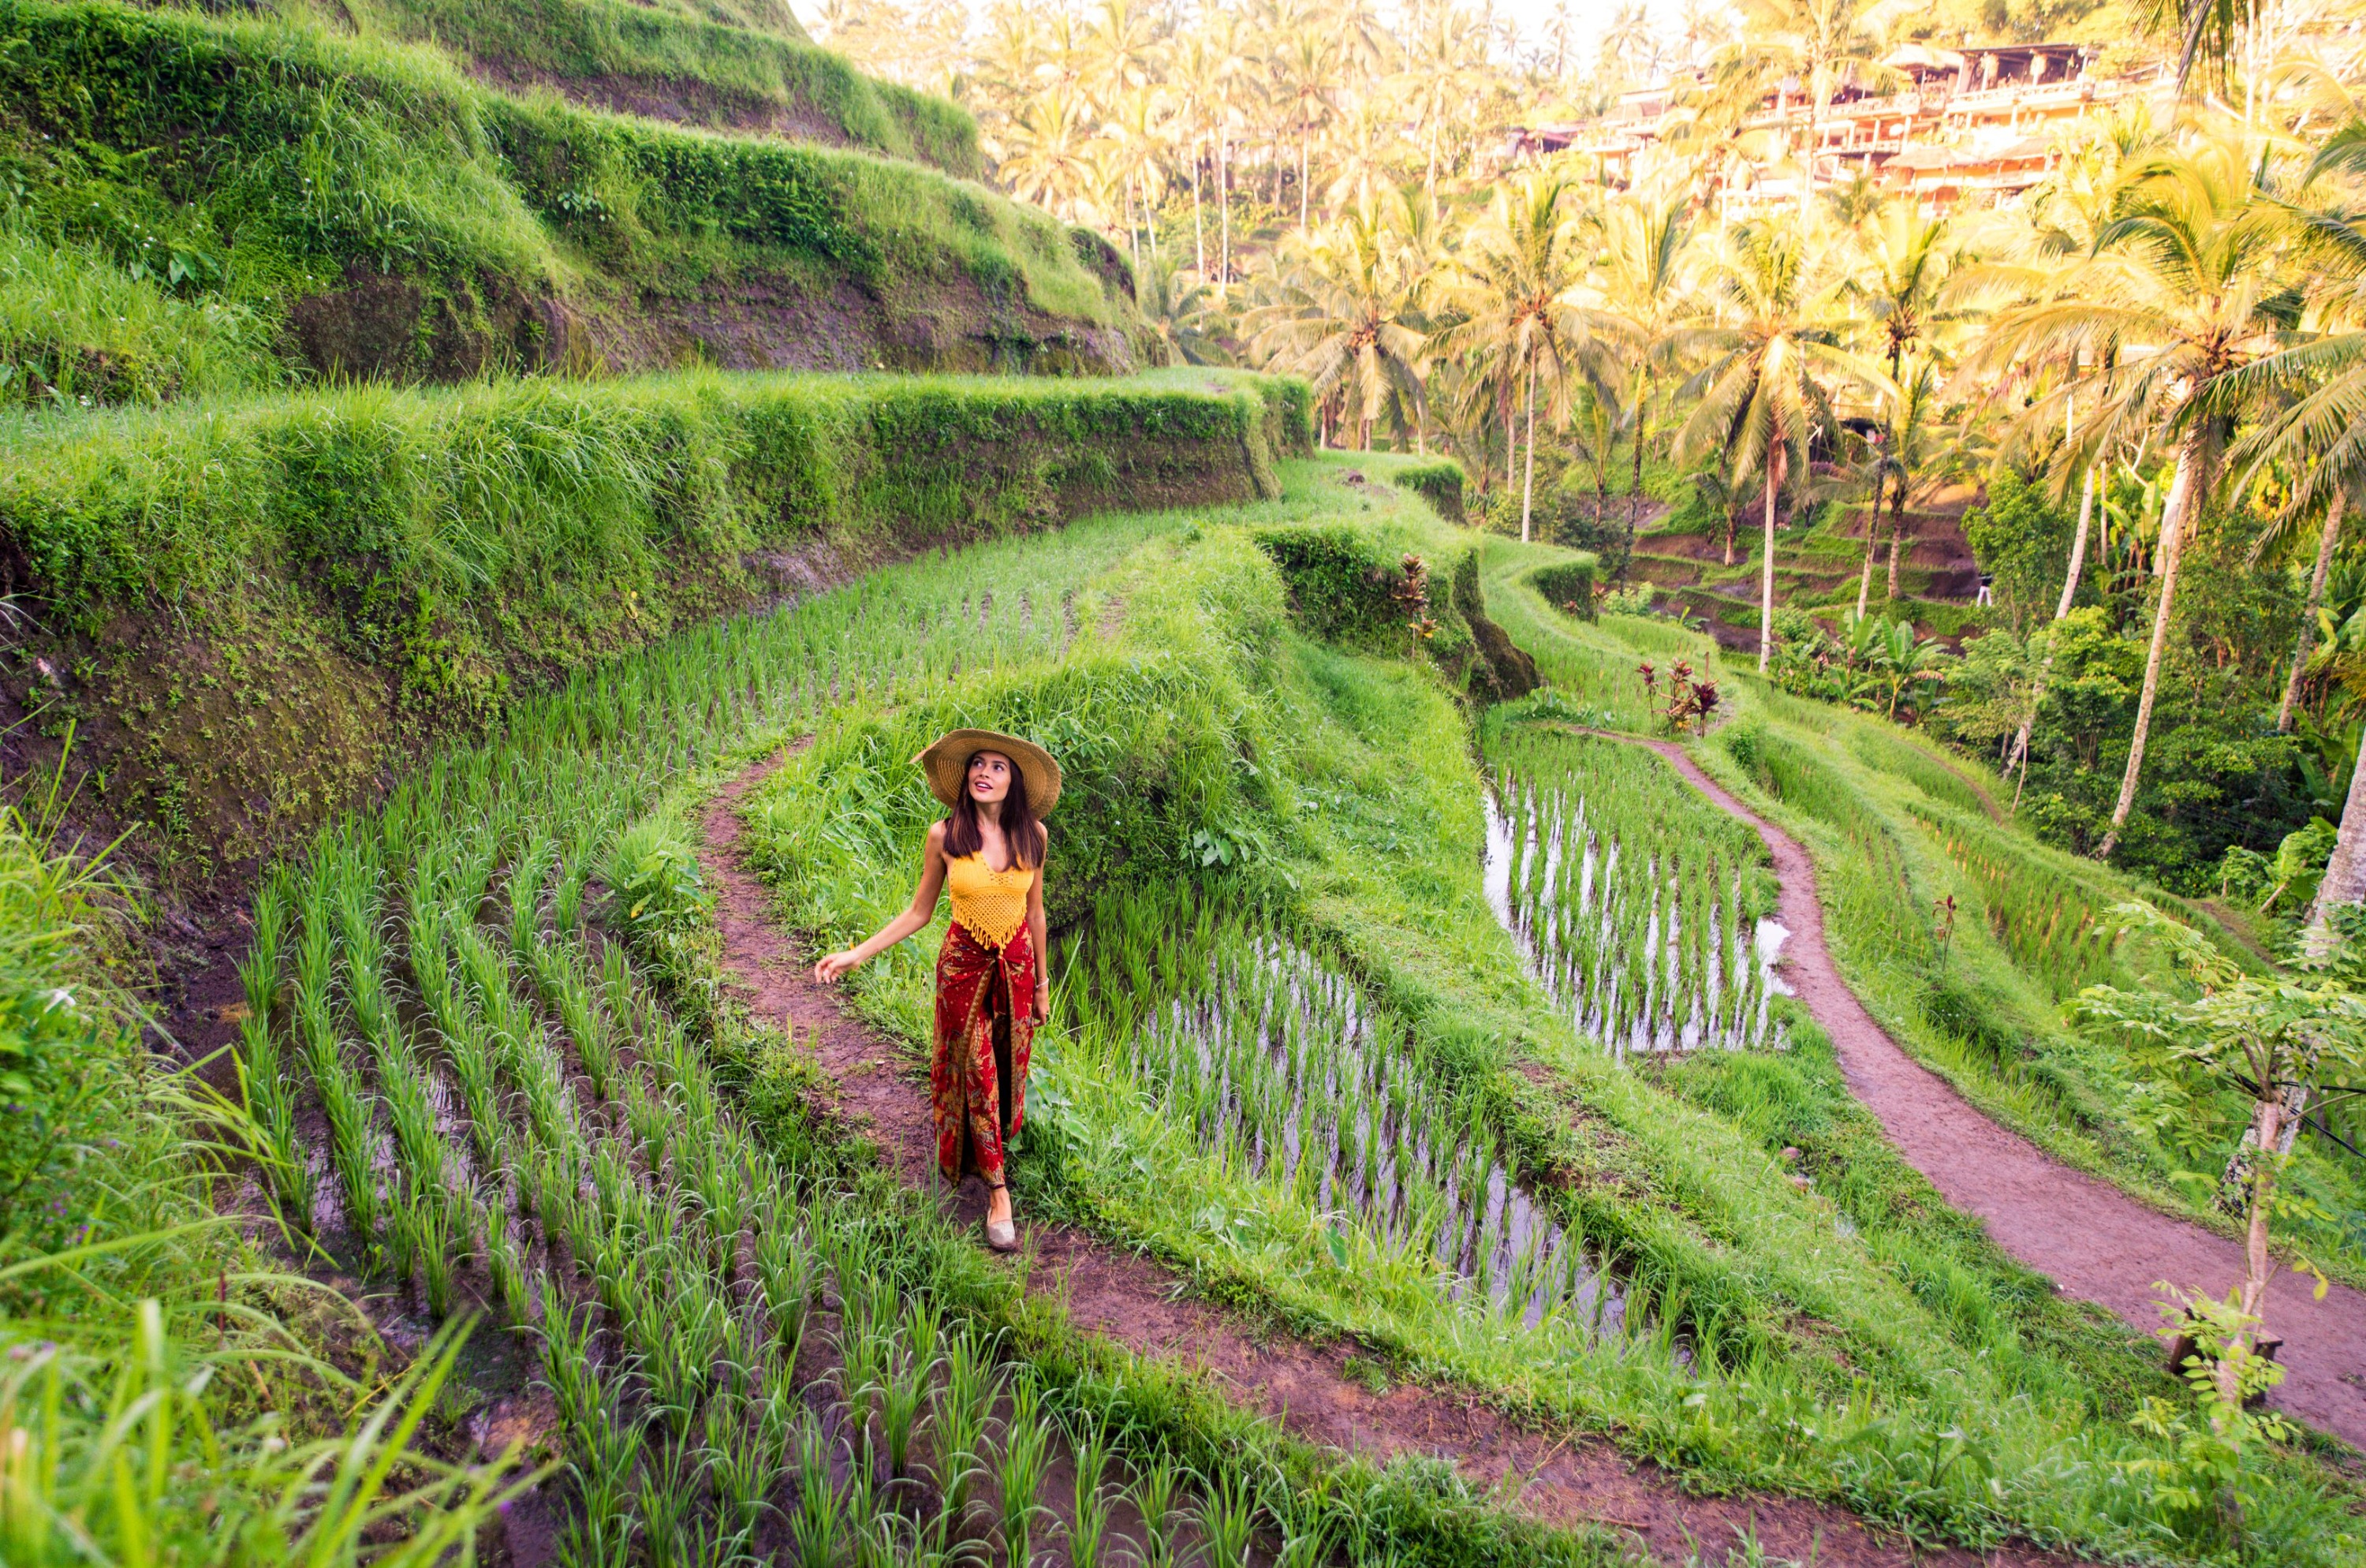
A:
1480 533 2366 1292
308 0 982 172
0 0 1133 405
730 452 2360 1564
0 369 1301 873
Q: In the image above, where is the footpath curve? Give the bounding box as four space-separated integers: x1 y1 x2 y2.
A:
1618 734 2366 1450
701 752 2056 1568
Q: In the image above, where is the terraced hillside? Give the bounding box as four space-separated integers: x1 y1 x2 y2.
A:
0 0 1138 404
1629 486 1988 649
0 370 1304 872
315 0 981 170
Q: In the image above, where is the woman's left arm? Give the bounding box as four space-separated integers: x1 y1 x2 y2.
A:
1028 834 1051 1022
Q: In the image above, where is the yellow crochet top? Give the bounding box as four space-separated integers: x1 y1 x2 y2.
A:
945 852 1033 950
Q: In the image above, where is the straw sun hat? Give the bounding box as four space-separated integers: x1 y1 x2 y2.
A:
914 729 1062 813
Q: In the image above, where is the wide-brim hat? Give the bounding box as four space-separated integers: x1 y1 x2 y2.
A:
915 729 1062 814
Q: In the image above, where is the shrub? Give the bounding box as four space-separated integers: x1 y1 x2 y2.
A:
1528 559 1597 622
1390 458 1465 523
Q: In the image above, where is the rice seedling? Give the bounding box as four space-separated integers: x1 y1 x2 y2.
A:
1195 1462 1261 1567
1133 1451 1185 1568
560 1398 642 1568
639 1429 707 1568
1067 1413 1117 1568
757 1215 818 1365
1074 890 1631 1333
998 1372 1054 1567
236 1012 312 1224
837 1275 894 1472
539 1296 607 1441
933 1329 1001 1536
880 1314 933 1484
382 1184 420 1300
1486 726 1782 1061
791 1406 853 1568
509 833 556 958
415 1184 460 1319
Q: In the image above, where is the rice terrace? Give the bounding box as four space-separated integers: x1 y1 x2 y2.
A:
14 0 2366 1562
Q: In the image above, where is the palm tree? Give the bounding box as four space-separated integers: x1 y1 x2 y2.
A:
1138 257 1233 367
1432 177 1610 542
1403 5 1488 195
1674 224 1886 673
1874 357 1961 602
1964 136 2301 858
1093 87 1170 267
1603 2 1658 85
1246 205 1427 447
994 85 1099 226
1277 24 1343 230
1169 30 1226 276
2227 129 2366 737
1587 189 1695 578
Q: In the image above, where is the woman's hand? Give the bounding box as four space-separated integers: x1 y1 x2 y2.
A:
1030 989 1049 1024
813 950 861 984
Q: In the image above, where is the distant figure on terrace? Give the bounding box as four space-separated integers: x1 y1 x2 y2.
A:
813 729 1058 1253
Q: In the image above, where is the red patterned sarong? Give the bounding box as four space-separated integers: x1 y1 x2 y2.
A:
931 920 1037 1187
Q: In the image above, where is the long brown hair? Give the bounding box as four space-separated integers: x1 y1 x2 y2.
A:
942 752 1046 869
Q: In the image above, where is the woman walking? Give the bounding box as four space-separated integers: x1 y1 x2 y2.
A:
813 729 1057 1251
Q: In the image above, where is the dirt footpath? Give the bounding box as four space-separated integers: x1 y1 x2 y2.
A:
1621 734 2366 1452
700 752 2064 1568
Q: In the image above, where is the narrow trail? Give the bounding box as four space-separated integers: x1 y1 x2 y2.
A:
1613 734 2366 1451
701 753 2054 1568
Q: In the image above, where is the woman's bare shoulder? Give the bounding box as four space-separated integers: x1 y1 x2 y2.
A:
924 819 948 849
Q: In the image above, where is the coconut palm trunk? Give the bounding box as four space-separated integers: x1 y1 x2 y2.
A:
1884 469 1909 599
2098 434 2199 859
2008 463 2098 811
2278 489 2347 734
1521 358 1539 543
2306 724 2366 956
1625 383 1649 582
1219 133 1231 288
1759 460 1780 674
1192 140 1205 275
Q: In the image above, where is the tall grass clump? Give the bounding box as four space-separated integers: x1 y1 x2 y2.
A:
0 213 283 409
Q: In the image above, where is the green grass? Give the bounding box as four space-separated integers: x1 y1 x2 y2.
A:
0 368 1304 870
315 0 983 174
0 209 285 408
0 0 1127 399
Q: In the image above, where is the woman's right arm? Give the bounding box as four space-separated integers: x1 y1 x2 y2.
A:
813 823 949 984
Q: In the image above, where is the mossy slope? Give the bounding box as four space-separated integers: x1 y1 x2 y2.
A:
0 0 1132 405
0 369 1308 873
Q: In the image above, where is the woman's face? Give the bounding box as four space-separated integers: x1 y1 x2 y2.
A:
966 750 1013 805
